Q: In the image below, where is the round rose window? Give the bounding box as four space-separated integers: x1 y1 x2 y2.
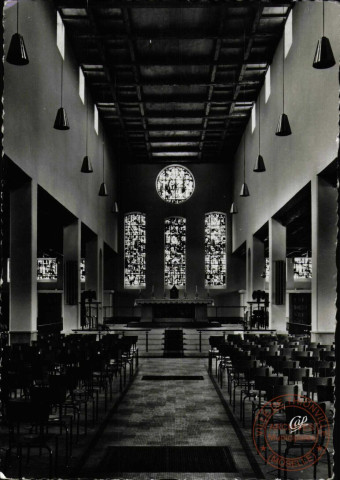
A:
156 165 195 204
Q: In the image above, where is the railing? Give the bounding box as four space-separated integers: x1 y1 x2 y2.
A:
196 327 243 352
101 327 152 352
102 305 141 319
37 321 63 333
207 305 247 319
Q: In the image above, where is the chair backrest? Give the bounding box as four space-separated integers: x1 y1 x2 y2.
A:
48 375 68 403
209 336 224 348
302 376 334 399
317 385 335 403
283 368 312 382
254 375 285 397
269 384 299 401
6 399 50 426
277 360 299 372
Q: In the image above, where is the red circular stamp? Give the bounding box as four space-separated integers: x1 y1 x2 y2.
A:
252 394 331 473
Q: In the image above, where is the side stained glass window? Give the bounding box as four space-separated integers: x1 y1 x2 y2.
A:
124 213 146 287
164 217 186 287
205 212 226 287
293 257 312 280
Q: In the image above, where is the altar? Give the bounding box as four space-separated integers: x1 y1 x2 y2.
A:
134 298 214 323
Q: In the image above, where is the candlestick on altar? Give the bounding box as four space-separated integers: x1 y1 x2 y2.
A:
195 285 198 298
152 284 155 298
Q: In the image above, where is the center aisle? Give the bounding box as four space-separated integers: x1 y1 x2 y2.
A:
80 358 260 479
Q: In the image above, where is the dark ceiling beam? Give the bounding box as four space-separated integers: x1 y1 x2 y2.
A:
73 3 133 159
130 136 218 143
118 98 232 105
116 95 256 104
198 8 228 160
123 125 241 133
70 31 281 41
120 112 248 119
219 3 265 158
113 80 260 87
82 60 268 68
57 0 293 9
121 7 152 162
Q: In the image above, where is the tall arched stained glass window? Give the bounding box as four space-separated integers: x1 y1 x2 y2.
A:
205 212 226 287
124 212 146 287
164 217 186 287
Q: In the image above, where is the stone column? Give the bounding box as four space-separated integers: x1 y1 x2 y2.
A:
63 219 81 333
9 180 38 344
311 176 337 344
269 218 287 332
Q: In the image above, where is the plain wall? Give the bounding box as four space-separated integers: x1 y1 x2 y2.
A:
232 2 340 251
4 0 118 251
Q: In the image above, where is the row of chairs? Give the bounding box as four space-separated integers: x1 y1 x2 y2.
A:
210 333 334 479
0 332 139 478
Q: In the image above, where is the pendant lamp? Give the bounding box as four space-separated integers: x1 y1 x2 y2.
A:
6 1 29 65
99 142 108 196
54 60 70 130
113 202 119 213
230 202 238 214
276 19 291 137
313 2 335 69
81 90 93 173
240 134 250 197
253 94 266 172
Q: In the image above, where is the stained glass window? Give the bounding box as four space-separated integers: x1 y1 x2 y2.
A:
80 259 86 283
156 165 195 204
124 213 146 287
293 257 312 280
37 258 58 281
164 217 186 287
205 213 226 287
265 258 270 282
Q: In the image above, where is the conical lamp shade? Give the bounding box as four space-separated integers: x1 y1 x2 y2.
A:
230 202 238 214
98 182 108 197
276 113 291 136
54 107 70 130
81 156 93 173
240 183 250 197
313 36 336 69
6 33 29 65
253 155 266 173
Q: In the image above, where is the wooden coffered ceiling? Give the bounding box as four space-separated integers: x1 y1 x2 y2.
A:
55 0 294 164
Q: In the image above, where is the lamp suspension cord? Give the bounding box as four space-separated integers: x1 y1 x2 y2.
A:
243 23 246 183
282 8 285 113
85 15 89 155
85 90 89 155
258 93 261 155
61 59 64 107
322 1 325 37
282 43 284 113
243 99 246 183
16 0 19 33
102 142 105 182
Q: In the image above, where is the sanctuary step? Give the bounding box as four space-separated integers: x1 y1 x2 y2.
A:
163 329 184 357
127 321 215 328
105 324 246 356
